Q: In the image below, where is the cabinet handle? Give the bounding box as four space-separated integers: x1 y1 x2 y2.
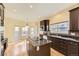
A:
36 46 40 51
26 41 29 44
70 42 73 44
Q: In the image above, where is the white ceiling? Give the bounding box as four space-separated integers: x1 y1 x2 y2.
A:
4 3 75 20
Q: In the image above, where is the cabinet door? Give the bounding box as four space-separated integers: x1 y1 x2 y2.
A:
40 20 49 31
48 37 56 48
0 8 1 26
53 38 59 50
70 11 78 30
70 8 79 31
68 41 78 56
78 16 79 30
58 39 67 55
0 6 4 26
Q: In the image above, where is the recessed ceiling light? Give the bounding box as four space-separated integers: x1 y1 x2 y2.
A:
38 16 41 18
13 9 16 12
5 9 8 12
30 5 33 8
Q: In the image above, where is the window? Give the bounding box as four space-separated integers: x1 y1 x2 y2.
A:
50 21 69 34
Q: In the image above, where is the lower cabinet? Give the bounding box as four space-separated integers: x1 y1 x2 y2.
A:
58 39 67 55
49 36 79 56
67 41 79 56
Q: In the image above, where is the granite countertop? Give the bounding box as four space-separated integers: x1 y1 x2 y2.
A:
28 38 52 47
49 35 79 42
50 33 79 38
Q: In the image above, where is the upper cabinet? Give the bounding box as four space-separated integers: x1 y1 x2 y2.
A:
69 7 79 32
40 20 49 31
0 3 5 26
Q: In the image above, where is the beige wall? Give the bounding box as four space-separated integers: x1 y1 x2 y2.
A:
49 12 69 24
4 17 26 43
28 20 40 35
49 4 79 24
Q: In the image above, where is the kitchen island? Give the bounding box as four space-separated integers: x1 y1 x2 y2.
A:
26 38 52 56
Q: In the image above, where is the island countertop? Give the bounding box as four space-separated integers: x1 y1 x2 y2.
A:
27 37 52 47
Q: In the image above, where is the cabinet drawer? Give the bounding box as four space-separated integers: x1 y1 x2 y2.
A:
68 41 78 46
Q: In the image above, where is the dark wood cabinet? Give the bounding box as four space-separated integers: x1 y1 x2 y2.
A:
67 41 79 56
0 3 4 26
58 39 67 55
69 7 79 32
40 20 49 31
48 36 79 56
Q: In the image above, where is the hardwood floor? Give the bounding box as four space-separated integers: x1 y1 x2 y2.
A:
4 40 64 56
5 40 28 56
51 48 64 56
